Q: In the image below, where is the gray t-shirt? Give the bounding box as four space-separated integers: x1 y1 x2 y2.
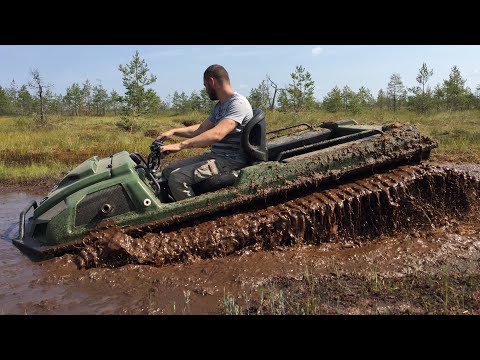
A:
207 92 253 164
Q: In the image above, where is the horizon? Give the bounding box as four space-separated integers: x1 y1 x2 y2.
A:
1 45 479 102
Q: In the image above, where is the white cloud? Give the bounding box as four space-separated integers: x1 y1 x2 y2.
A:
311 47 323 56
472 69 480 76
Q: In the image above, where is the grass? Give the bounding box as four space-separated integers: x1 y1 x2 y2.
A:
222 288 242 315
0 113 205 183
220 270 480 315
354 109 480 163
1 109 479 183
218 257 480 315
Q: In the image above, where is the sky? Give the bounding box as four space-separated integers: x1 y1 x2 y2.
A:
1 45 480 102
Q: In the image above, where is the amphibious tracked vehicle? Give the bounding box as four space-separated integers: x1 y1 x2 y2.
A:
14 109 437 258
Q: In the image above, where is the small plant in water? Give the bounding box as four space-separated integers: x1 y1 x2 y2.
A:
257 289 265 315
442 265 450 314
183 290 191 314
275 290 286 315
242 291 251 315
302 264 319 314
221 288 241 315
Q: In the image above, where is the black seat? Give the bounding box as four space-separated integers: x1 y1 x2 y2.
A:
192 108 267 195
241 108 267 164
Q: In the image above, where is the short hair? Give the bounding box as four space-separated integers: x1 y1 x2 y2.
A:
204 64 230 84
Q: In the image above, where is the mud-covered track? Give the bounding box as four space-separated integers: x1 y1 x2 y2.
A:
77 164 480 268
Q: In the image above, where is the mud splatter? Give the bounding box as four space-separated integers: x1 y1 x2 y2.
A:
76 164 480 268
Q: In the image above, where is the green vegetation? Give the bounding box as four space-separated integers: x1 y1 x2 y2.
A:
220 266 480 315
0 113 204 183
353 109 480 163
277 65 316 112
1 56 479 119
1 52 479 184
117 50 159 132
1 109 479 184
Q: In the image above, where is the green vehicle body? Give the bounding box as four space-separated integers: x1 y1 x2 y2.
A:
14 117 438 258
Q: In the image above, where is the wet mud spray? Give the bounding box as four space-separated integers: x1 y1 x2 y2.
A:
77 164 480 269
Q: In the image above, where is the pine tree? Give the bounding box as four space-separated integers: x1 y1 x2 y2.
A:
281 65 315 112
17 85 34 115
408 63 434 113
387 73 405 112
442 65 467 111
92 84 108 116
322 86 343 113
118 50 157 131
248 79 270 111
376 89 387 110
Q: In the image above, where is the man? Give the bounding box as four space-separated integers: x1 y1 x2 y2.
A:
158 64 253 201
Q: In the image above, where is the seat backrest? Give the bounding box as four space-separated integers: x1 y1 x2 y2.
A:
241 108 267 164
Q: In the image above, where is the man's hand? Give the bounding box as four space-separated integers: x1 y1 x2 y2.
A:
156 129 176 142
160 143 183 154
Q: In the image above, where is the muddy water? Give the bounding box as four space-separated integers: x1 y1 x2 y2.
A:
1 163 479 314
0 192 56 314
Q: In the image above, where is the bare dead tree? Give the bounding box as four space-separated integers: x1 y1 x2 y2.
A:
28 68 52 125
267 75 280 110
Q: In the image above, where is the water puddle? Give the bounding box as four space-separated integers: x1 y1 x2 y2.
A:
0 163 479 314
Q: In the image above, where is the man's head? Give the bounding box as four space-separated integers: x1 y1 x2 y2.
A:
203 64 230 100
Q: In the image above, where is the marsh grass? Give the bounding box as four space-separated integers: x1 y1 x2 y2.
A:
353 109 480 163
221 270 480 315
221 288 242 315
0 114 204 182
1 109 479 182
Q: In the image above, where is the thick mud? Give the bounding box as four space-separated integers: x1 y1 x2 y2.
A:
1 163 479 314
77 164 480 269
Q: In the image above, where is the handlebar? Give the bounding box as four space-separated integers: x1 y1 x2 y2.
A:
147 140 165 172
130 139 172 197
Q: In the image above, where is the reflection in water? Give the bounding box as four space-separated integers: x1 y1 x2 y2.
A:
0 192 39 241
0 192 47 314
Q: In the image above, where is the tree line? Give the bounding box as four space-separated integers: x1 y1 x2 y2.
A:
1 52 480 124
250 64 480 114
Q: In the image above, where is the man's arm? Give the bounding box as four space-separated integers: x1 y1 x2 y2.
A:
160 118 237 153
157 117 214 141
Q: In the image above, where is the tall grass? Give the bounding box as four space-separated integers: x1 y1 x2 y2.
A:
1 109 479 183
0 114 204 182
